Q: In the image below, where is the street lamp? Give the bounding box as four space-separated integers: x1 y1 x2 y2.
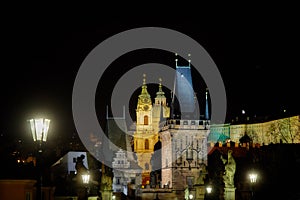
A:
82 173 90 199
205 185 212 200
249 173 257 183
206 185 212 194
189 194 194 199
249 172 257 199
82 173 90 184
29 118 50 152
29 118 50 200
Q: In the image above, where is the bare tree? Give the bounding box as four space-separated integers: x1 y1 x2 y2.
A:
269 116 300 143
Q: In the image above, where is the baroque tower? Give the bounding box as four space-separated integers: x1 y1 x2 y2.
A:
133 74 170 185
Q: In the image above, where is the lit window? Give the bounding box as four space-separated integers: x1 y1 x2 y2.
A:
145 139 149 150
144 115 149 125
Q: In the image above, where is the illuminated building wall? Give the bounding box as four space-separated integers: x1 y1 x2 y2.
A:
209 115 300 145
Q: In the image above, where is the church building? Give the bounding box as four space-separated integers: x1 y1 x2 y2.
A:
130 55 211 199
133 74 170 186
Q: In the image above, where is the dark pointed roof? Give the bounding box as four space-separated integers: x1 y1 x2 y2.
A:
106 118 128 151
239 133 252 144
174 66 195 114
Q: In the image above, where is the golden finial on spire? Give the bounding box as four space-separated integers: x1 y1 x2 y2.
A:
143 74 146 85
156 77 164 96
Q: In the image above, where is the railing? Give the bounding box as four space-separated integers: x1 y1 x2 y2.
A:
162 119 210 130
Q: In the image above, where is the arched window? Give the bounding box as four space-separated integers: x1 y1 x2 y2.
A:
144 115 148 125
145 139 149 150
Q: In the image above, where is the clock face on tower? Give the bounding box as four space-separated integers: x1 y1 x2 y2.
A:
143 105 149 111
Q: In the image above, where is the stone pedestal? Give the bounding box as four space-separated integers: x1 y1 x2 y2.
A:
194 185 205 200
101 190 113 200
224 187 236 200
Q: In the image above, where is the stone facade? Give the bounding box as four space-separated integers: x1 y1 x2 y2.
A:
209 115 300 145
160 120 209 199
112 149 141 195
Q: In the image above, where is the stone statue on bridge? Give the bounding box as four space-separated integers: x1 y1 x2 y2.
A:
221 150 236 188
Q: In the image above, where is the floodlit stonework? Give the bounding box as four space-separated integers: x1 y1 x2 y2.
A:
209 115 300 145
133 75 170 185
107 57 300 199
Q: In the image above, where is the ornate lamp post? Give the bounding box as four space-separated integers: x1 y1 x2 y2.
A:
249 173 257 183
206 185 212 194
205 185 212 200
249 172 257 199
81 173 90 200
82 173 90 184
29 118 51 200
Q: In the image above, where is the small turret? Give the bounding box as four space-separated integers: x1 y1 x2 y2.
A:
137 74 152 107
155 78 166 105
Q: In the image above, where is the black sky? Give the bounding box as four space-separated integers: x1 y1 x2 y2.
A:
1 8 299 142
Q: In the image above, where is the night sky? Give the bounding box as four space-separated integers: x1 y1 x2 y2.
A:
1 8 299 143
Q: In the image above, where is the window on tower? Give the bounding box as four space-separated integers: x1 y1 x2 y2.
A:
116 177 121 184
187 176 194 188
144 115 149 125
145 139 149 150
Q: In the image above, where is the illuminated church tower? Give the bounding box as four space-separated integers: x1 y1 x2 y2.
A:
133 74 170 185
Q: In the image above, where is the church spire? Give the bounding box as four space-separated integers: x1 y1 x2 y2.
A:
141 74 149 95
155 78 166 105
173 54 196 119
156 78 165 97
143 73 146 85
138 74 151 106
205 88 209 120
